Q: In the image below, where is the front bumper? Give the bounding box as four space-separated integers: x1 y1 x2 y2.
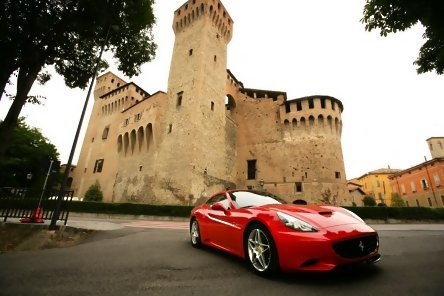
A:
273 223 380 272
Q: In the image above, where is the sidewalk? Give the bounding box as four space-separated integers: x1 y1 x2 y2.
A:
4 214 444 231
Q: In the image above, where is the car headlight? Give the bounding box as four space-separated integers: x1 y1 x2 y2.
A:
342 208 365 223
276 211 317 232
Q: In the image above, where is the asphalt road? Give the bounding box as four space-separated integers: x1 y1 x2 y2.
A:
1 223 443 296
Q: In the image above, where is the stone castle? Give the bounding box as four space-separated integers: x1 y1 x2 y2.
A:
71 0 352 205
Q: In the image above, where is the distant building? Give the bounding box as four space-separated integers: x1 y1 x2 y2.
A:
427 137 444 159
389 154 444 208
70 0 352 205
347 180 365 206
355 169 401 206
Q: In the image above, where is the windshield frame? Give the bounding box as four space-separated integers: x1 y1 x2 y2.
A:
228 190 288 209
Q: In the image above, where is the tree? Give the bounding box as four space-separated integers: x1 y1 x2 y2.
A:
319 188 337 205
391 193 406 207
83 182 104 202
363 195 377 207
361 0 444 74
0 0 157 161
0 117 59 188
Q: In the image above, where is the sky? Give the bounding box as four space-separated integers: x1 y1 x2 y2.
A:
1 0 443 180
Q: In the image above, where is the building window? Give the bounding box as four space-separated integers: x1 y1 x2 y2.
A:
211 101 214 111
296 101 302 111
295 182 302 193
123 118 129 126
134 113 142 122
102 127 110 139
214 55 217 62
433 174 441 187
285 103 291 113
168 124 173 134
93 159 104 173
308 98 314 109
335 171 341 179
247 160 257 180
421 179 429 190
331 101 336 110
428 197 432 207
177 91 183 107
321 98 326 109
411 181 417 192
189 49 193 56
401 183 406 194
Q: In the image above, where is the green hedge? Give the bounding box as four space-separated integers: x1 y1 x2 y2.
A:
344 206 444 221
67 201 194 217
2 199 444 220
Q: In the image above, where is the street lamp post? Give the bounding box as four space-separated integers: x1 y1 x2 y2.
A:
49 25 112 230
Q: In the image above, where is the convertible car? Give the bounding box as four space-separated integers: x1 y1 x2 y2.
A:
190 190 380 275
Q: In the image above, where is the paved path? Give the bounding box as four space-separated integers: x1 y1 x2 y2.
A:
5 215 444 231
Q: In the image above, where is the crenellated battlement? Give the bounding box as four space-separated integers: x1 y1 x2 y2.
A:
280 96 343 136
173 0 233 42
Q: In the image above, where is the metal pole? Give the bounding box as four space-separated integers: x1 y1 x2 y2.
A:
38 159 53 209
423 156 438 206
49 25 111 230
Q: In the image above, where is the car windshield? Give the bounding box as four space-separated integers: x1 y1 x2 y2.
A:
230 191 288 208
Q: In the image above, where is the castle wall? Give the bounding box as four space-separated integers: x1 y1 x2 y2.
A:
70 0 352 206
233 94 351 204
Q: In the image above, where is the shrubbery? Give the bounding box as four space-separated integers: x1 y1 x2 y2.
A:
83 182 103 202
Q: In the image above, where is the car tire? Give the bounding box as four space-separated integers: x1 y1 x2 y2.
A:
190 218 202 248
244 223 279 275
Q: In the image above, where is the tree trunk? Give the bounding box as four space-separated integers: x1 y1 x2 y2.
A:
0 62 16 102
0 63 42 163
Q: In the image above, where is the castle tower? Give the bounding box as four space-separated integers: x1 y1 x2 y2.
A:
154 0 235 202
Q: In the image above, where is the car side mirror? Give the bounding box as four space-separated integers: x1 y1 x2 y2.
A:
211 202 226 212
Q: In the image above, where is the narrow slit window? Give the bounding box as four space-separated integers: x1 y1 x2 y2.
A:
247 160 257 180
177 91 183 107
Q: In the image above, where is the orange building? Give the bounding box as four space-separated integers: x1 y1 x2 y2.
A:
389 158 444 207
355 169 400 206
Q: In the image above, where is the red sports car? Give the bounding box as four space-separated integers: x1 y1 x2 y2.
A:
190 190 380 275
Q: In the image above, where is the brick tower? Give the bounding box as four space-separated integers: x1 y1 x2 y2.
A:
154 0 236 202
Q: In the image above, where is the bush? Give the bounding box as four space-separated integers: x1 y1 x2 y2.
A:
363 196 376 206
83 182 103 202
391 193 406 207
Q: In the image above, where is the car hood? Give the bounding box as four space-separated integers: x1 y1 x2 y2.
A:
261 204 365 229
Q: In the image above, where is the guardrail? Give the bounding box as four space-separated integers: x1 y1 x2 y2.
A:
0 187 74 225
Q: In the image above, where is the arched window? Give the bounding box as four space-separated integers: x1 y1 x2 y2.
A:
309 115 315 127
318 115 324 127
117 135 123 153
327 116 333 131
335 118 339 134
292 118 297 128
130 130 136 155
123 133 129 156
146 123 153 152
225 94 236 111
137 127 144 152
300 117 306 128
284 119 290 127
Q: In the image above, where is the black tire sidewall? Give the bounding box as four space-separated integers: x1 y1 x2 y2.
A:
190 218 202 248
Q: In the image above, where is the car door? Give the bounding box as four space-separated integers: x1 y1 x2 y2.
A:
206 194 244 256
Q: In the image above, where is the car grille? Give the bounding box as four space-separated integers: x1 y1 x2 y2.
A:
332 234 378 258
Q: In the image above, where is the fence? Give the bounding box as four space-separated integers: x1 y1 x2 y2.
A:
0 187 74 225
